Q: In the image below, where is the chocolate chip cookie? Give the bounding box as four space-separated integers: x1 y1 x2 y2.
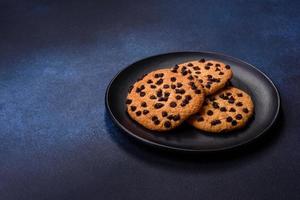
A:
188 87 254 133
172 59 233 95
126 68 205 131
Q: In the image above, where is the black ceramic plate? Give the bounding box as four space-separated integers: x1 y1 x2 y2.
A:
105 52 280 152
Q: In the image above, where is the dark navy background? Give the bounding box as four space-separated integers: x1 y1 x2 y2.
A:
0 0 299 199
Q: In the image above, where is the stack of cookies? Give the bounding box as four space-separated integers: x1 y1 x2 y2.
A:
126 59 254 133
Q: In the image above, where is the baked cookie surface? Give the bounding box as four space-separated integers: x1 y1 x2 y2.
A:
188 87 254 133
126 68 205 131
173 59 233 95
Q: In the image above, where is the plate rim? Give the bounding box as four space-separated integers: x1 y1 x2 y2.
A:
105 51 281 152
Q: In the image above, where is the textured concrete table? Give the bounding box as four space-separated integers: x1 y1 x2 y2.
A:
0 0 299 199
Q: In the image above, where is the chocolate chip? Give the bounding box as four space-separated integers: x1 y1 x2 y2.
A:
199 79 203 83
152 116 158 121
174 64 179 70
154 103 164 109
164 121 171 128
140 92 146 97
190 84 197 90
128 85 133 93
193 66 200 70
237 93 243 97
143 110 149 115
228 99 235 104
197 116 204 122
207 75 212 78
176 95 182 100
150 95 156 100
175 89 185 94
130 106 136 111
157 89 163 97
211 120 221 126
215 68 221 71
195 71 201 74
162 111 168 117
158 97 168 101
183 99 189 105
231 120 237 126
147 80 153 84
199 58 205 63
163 84 169 89
164 92 170 97
229 108 236 112
171 84 176 89
180 102 187 107
205 65 210 70
150 85 156 89
187 63 193 66
170 102 177 108
220 107 227 112
215 64 220 67
195 89 201 94
170 77 176 82
140 85 145 90
219 93 225 99
208 78 216 82
236 102 243 106
167 115 173 120
205 84 211 89
243 108 249 113
126 99 132 104
177 83 183 88
226 92 232 96
181 70 188 76
207 62 213 66
154 120 160 125
219 72 224 75
236 114 243 120
185 95 192 101
189 81 195 86
212 102 219 108
171 69 178 73
136 88 141 93
188 75 194 80
141 102 147 107
154 73 163 78
207 77 220 82
226 116 233 122
136 111 141 116
173 115 180 121
225 65 231 69
156 79 163 85
207 110 213 116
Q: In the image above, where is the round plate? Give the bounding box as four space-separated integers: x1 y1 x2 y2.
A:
105 52 280 152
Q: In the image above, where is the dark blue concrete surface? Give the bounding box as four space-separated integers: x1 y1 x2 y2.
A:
0 0 299 199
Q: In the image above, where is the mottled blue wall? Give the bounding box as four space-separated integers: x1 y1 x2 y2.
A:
0 0 299 199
